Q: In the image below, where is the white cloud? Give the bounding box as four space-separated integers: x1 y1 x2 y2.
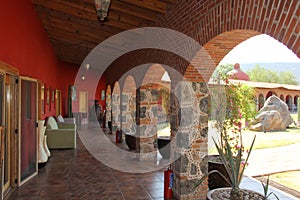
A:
220 34 300 65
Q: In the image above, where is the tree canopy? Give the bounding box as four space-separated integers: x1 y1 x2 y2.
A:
247 65 299 85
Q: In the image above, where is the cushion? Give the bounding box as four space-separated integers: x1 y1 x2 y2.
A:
57 115 64 122
47 117 58 130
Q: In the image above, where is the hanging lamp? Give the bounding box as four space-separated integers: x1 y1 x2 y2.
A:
94 0 111 21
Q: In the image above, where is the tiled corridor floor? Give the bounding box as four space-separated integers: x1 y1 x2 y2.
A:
6 125 298 200
7 132 173 200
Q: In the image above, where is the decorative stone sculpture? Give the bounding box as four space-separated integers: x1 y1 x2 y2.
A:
250 95 294 131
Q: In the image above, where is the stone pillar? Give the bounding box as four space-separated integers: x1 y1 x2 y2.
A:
121 93 136 136
112 93 121 132
106 93 112 127
171 81 208 200
136 84 159 161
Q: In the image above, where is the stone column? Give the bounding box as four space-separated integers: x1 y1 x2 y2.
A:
121 93 136 136
106 93 112 128
171 81 208 200
136 84 159 161
112 93 121 133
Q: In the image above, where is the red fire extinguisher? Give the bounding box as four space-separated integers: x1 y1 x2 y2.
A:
116 129 122 143
164 166 173 199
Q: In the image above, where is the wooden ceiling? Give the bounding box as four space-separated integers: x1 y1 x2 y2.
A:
32 0 177 65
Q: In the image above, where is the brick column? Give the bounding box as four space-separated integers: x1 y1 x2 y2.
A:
136 84 159 161
171 81 209 200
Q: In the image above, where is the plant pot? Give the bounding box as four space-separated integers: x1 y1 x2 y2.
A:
108 121 112 131
207 187 264 200
207 155 231 190
125 134 137 150
157 137 170 159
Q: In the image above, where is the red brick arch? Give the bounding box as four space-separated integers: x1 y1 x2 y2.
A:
156 0 299 80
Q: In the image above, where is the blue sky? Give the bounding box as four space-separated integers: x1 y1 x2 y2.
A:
220 34 300 65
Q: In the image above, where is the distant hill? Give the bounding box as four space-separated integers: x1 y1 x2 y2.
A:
240 62 300 85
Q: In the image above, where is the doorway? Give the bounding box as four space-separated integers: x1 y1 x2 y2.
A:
19 77 38 185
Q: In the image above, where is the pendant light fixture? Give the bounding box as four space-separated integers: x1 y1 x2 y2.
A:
94 0 111 21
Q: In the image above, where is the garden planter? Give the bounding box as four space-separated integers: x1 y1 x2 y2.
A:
108 121 112 131
208 155 244 190
125 134 137 150
157 137 170 159
207 187 264 200
207 155 231 190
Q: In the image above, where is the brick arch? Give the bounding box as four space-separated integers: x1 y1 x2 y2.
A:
104 49 191 86
203 30 261 66
142 64 168 85
156 0 299 72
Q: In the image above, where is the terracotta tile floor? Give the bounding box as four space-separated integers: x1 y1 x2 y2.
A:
6 129 177 200
6 125 298 200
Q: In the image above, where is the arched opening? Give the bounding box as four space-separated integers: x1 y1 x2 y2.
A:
280 95 285 101
294 96 299 112
266 91 277 100
258 94 264 110
286 95 293 111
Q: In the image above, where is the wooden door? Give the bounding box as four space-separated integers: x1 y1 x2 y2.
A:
19 78 38 185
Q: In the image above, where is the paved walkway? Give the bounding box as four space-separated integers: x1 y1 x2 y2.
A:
245 143 300 176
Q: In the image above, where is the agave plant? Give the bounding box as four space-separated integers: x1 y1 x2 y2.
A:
261 176 279 200
196 134 256 200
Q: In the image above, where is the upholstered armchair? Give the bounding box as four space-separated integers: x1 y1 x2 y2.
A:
56 115 76 128
45 117 76 149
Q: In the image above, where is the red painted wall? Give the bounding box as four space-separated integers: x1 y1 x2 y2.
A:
0 1 106 119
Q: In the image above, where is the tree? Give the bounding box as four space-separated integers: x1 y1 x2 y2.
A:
247 65 298 85
212 64 234 79
278 71 299 85
210 65 257 152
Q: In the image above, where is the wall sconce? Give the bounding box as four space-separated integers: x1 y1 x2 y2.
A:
84 63 90 70
94 0 111 21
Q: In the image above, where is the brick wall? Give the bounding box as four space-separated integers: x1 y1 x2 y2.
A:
103 0 299 199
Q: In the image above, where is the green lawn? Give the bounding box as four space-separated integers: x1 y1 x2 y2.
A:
270 171 300 193
242 127 300 149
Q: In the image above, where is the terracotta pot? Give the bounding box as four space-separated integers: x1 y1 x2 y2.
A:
125 134 137 150
157 137 170 159
108 121 112 131
207 187 264 200
207 155 231 190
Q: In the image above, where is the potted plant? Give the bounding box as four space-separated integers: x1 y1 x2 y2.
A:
196 134 264 200
208 65 257 189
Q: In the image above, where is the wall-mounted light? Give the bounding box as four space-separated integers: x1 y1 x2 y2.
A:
84 63 90 70
94 0 111 21
81 75 85 81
